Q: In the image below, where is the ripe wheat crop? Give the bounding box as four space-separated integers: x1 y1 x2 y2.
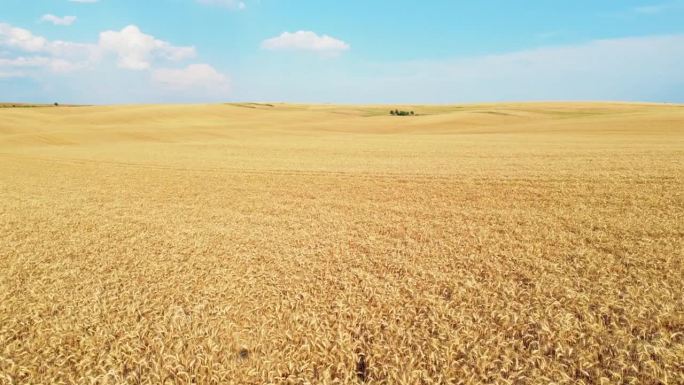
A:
0 102 682 384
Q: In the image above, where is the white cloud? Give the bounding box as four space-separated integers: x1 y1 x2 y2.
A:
151 63 229 91
261 31 350 56
0 21 231 102
0 22 218 84
98 25 196 70
0 23 48 52
196 0 246 10
0 23 199 73
0 22 94 59
41 14 77 26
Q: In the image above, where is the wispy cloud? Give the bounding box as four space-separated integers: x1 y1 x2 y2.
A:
152 64 230 92
0 70 24 78
40 14 77 26
0 56 85 73
632 1 684 14
195 0 246 10
243 34 684 103
362 35 684 102
535 31 563 41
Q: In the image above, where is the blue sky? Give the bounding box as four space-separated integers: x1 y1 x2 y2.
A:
1 0 683 103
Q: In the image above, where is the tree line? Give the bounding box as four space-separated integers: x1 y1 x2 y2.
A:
390 109 414 116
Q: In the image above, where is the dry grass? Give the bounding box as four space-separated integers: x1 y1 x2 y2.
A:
0 102 682 384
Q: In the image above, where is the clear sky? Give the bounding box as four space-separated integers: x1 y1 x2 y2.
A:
1 0 683 104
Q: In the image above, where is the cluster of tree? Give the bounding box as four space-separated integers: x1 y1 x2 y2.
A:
390 109 414 116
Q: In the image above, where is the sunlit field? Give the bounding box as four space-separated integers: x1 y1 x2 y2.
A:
1 102 682 384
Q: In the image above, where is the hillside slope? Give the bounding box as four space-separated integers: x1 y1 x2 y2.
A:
0 103 682 384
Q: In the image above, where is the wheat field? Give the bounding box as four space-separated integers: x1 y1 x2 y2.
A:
0 102 682 384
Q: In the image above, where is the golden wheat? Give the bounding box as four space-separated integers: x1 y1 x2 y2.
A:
0 102 682 384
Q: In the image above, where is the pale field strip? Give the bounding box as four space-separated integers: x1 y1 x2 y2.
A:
0 102 683 384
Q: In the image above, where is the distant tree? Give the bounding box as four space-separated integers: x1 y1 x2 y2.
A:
390 109 415 116
54 102 59 106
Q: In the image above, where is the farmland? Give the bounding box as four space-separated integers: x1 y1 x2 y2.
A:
0 102 682 384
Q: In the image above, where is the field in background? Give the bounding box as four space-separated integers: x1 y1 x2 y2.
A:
0 102 682 384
